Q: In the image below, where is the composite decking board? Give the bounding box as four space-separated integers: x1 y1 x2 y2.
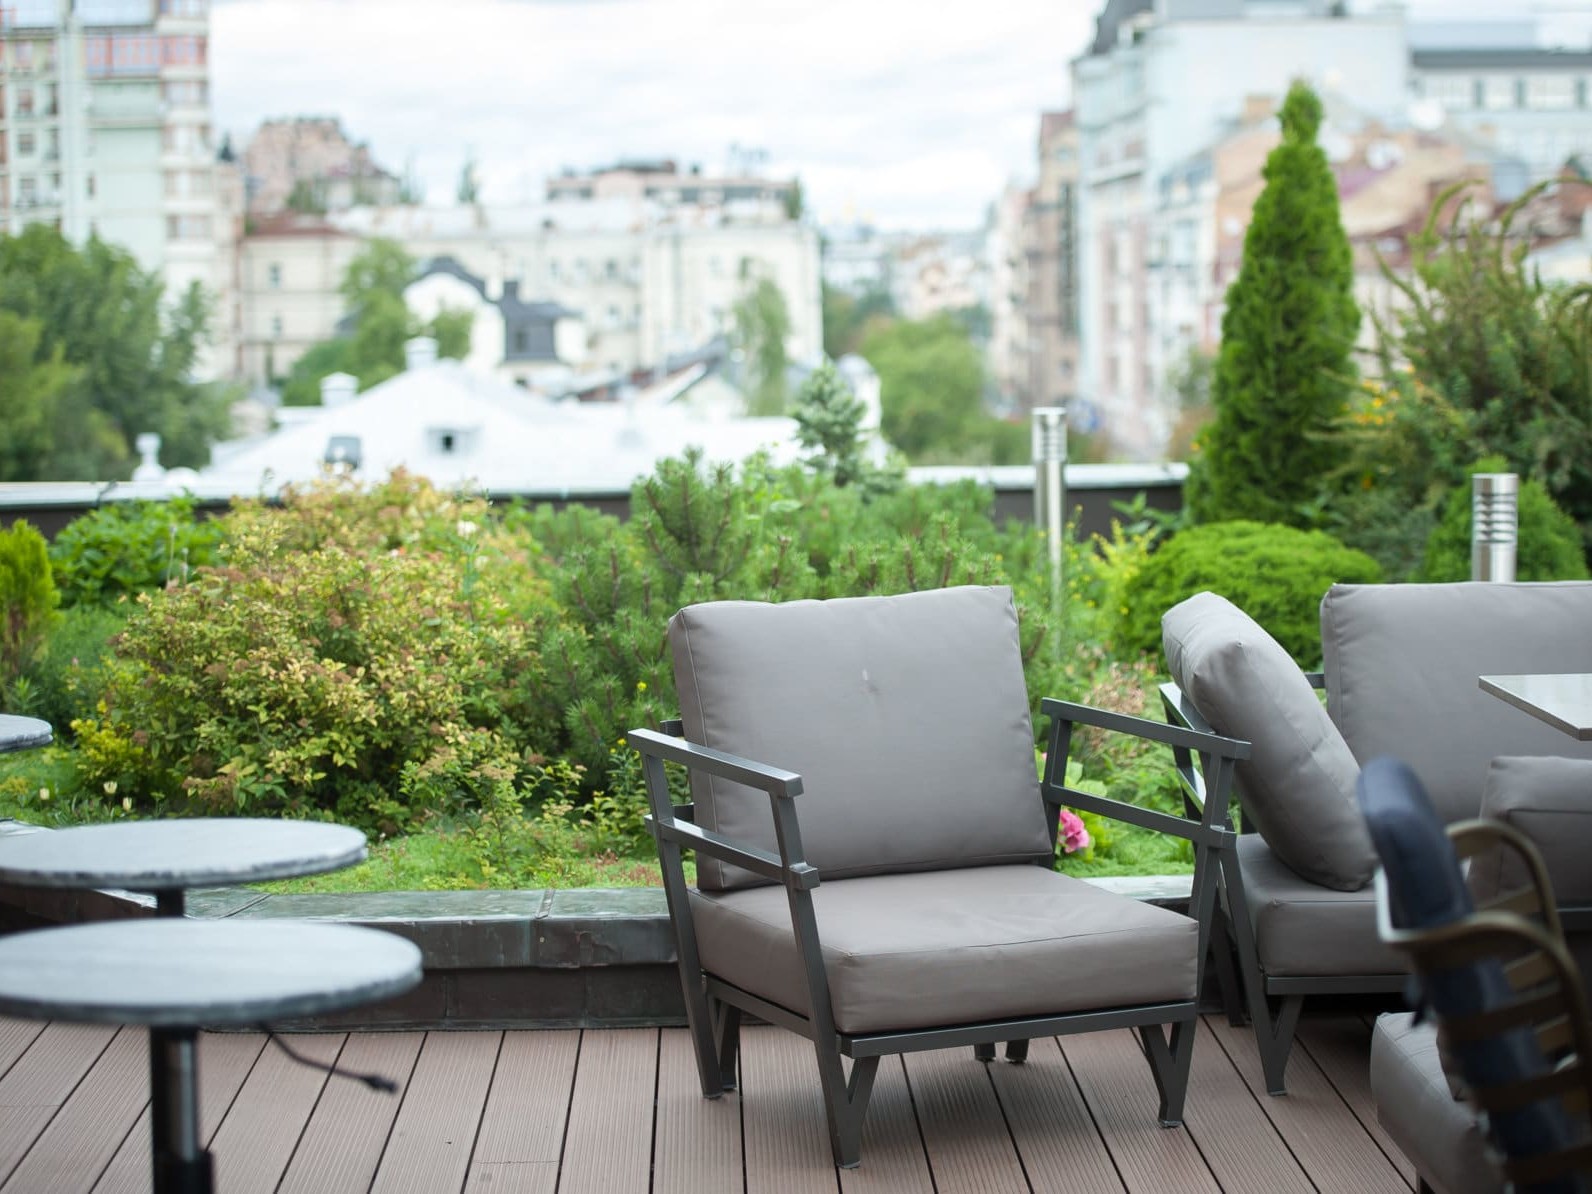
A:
276 1030 424 1194
902 1046 1030 1193
1295 1015 1417 1189
836 1056 936 1194
0 1022 117 1183
208 1031 346 1194
1059 1029 1221 1194
1178 1019 1312 1194
1 1026 147 1194
557 1028 660 1194
0 1019 45 1082
653 1028 743 1194
91 1030 270 1194
1207 1016 1410 1193
369 1029 502 1194
985 1039 1125 1194
738 1027 842 1194
463 1161 561 1193
470 1029 581 1166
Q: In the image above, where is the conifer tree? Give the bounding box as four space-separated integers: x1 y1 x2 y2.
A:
1185 81 1359 526
791 362 903 497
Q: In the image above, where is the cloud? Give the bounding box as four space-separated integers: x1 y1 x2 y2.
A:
210 0 1085 228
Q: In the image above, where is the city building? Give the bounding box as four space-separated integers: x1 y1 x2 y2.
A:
1025 111 1081 416
987 182 1031 411
547 157 798 217
1409 22 1592 184
1071 0 1409 456
0 0 235 374
238 194 821 391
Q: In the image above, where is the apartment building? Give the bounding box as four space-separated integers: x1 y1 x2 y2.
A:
238 195 821 389
0 0 236 375
1025 111 1080 416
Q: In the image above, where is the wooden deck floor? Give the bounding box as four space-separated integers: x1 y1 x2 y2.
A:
0 1012 1413 1193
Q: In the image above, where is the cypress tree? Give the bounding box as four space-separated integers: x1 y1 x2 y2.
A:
1185 81 1359 526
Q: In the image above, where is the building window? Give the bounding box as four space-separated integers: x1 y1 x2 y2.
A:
1423 74 1472 110
270 314 283 338
163 80 207 105
513 329 528 353
165 214 210 239
17 132 35 157
160 0 208 14
86 174 96 199
1481 76 1514 111
1526 76 1576 110
16 86 35 117
18 177 36 206
268 263 282 289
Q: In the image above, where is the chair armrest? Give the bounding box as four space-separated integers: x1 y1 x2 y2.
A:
628 727 818 890
1041 697 1248 847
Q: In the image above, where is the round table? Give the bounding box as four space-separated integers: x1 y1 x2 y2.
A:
0 818 368 915
0 714 52 754
0 919 422 1194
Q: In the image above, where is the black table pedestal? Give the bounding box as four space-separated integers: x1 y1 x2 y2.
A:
151 1026 213 1194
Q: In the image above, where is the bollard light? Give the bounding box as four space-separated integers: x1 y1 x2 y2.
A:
1031 407 1068 611
1471 473 1518 583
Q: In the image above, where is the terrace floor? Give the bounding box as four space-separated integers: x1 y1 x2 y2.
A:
0 1008 1414 1194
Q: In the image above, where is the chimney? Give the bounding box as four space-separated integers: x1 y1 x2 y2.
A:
404 336 439 371
320 371 357 407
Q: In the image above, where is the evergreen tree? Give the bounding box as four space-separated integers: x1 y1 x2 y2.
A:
732 276 791 415
790 361 900 495
1185 82 1359 526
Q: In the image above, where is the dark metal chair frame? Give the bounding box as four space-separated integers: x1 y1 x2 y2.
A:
1160 676 1407 1095
631 698 1250 1168
1378 818 1592 1194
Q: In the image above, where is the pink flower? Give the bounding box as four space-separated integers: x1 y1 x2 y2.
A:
1059 809 1091 854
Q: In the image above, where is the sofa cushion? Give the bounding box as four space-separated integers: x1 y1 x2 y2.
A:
689 865 1198 1034
1163 591 1375 891
1237 835 1406 977
1371 1012 1503 1194
1321 582 1592 825
671 586 1052 891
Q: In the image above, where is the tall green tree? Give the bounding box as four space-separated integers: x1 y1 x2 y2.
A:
733 276 791 415
1185 82 1359 526
862 313 993 462
790 361 900 495
0 226 229 479
822 281 894 359
282 238 473 404
0 311 82 481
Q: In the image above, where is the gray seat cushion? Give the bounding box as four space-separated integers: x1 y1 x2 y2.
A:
671 586 1052 891
1163 590 1374 891
689 865 1198 1035
1321 582 1592 825
1371 1012 1503 1194
1237 835 1405 978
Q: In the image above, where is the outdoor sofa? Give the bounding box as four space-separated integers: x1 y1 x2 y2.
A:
1159 581 1592 1101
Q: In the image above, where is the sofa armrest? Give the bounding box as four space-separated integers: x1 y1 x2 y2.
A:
1474 755 1592 908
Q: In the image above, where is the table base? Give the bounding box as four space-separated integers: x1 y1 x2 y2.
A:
151 1027 214 1194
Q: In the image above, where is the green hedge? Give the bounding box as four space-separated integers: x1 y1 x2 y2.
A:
1115 520 1383 667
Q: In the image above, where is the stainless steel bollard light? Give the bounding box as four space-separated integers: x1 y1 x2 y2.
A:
1471 472 1518 583
1032 406 1068 611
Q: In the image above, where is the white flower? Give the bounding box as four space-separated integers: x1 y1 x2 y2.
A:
456 519 479 538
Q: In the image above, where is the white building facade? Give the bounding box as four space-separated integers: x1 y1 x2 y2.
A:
1 0 235 374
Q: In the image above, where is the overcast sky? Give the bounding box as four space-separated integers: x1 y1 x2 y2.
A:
209 0 1592 232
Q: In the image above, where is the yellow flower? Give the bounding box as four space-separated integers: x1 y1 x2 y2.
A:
636 681 648 692
37 787 50 802
103 780 118 796
122 796 133 812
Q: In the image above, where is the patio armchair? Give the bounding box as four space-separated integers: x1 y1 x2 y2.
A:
1359 755 1592 1194
629 584 1249 1167
1161 583 1592 1094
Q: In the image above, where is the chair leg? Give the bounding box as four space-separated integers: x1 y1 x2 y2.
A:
973 1042 996 1062
1253 995 1305 1097
711 998 742 1093
1139 1020 1197 1126
811 1042 880 1169
1208 908 1247 1027
1004 1039 1029 1063
1219 847 1302 1094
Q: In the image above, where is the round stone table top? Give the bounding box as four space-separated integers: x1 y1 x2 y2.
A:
0 714 52 754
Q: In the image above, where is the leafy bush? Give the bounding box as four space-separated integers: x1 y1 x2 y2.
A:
72 491 555 834
1418 457 1589 582
15 603 127 732
1373 180 1592 553
1 519 59 700
49 495 224 608
1114 520 1383 666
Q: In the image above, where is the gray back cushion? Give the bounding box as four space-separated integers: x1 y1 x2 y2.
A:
670 585 1052 891
1163 590 1375 891
1321 582 1592 825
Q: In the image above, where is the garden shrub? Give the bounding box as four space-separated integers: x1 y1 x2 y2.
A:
1 519 59 700
73 495 555 834
16 603 127 732
1418 457 1589 582
49 495 225 608
1114 520 1383 666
